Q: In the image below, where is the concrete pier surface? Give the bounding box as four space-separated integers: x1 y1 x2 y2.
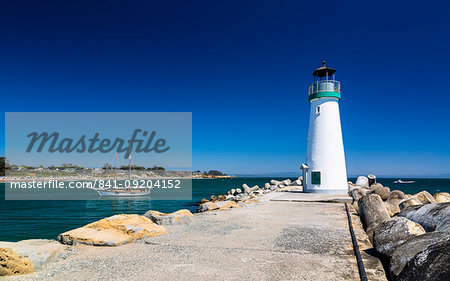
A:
7 192 387 281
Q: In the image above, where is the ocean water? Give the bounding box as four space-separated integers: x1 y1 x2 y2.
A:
0 177 449 242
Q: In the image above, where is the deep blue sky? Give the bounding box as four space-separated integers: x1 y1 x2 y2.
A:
1 0 449 176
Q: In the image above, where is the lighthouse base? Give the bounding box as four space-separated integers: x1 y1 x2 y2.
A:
304 187 348 194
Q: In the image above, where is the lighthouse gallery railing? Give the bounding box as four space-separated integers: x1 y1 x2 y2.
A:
308 80 341 96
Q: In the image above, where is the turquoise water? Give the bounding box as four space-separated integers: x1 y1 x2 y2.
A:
0 177 449 242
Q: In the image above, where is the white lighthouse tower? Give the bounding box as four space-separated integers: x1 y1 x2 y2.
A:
301 61 348 194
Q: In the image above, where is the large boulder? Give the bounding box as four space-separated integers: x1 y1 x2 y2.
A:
352 200 360 214
144 209 193 225
242 184 259 194
281 179 291 186
384 201 401 217
0 239 67 271
373 186 391 200
215 200 239 210
399 196 423 210
197 202 220 212
434 192 450 203
358 194 391 242
350 187 367 201
388 190 406 201
355 176 369 187
57 214 167 246
373 217 425 257
398 202 450 232
0 248 35 276
389 231 450 281
197 201 239 212
270 179 282 186
384 190 406 216
290 179 302 186
415 191 437 204
368 182 383 192
399 191 438 210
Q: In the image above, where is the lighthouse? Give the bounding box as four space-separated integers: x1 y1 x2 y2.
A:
301 61 348 194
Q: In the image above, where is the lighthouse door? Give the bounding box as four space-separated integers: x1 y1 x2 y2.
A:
311 171 321 186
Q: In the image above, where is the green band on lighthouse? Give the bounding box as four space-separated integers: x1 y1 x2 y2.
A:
308 91 341 102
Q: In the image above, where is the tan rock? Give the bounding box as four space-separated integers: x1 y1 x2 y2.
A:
369 182 383 191
0 248 34 276
434 192 450 203
217 200 239 210
0 239 67 271
197 202 220 212
384 201 401 217
58 214 167 246
415 191 437 204
399 197 423 210
242 199 259 204
373 186 390 201
352 200 360 214
358 194 391 242
144 209 193 225
387 190 406 201
350 187 367 201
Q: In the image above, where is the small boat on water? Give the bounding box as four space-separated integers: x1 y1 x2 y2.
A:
393 179 415 184
95 152 151 197
96 188 151 197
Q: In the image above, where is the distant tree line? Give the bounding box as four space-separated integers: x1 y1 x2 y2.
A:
0 157 5 176
103 163 165 171
194 170 224 176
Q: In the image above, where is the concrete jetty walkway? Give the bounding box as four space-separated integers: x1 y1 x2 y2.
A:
8 192 387 281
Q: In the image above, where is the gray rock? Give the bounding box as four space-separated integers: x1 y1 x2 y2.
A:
253 190 263 196
350 187 367 201
196 202 219 213
233 188 242 195
0 239 68 271
144 210 192 225
355 176 369 187
282 179 291 186
270 179 281 185
358 194 391 242
225 195 235 200
264 183 270 189
369 182 383 191
290 180 302 186
389 231 450 280
373 217 425 257
388 190 406 201
384 201 401 217
242 184 259 194
398 202 450 232
373 186 390 200
230 189 236 195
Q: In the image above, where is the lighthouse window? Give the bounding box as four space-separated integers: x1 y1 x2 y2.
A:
311 171 321 185
316 106 320 114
